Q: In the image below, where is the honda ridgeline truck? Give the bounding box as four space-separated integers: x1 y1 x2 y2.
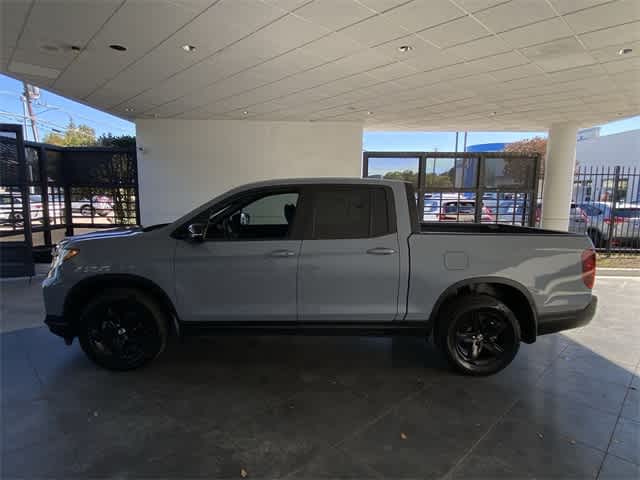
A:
43 178 597 375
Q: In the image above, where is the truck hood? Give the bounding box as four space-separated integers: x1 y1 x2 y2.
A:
61 226 142 247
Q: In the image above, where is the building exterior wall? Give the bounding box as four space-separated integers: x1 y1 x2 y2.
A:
135 119 363 225
576 129 639 169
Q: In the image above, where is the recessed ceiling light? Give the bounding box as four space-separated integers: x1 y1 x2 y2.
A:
618 48 633 55
397 45 413 53
124 107 134 112
366 111 373 115
490 111 497 116
242 110 249 115
181 44 197 52
109 44 127 52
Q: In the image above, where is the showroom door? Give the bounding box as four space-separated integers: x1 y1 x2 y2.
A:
174 189 302 322
298 185 400 322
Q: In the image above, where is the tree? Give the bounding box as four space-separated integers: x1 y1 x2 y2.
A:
98 133 136 149
383 169 418 185
43 121 97 146
504 136 548 179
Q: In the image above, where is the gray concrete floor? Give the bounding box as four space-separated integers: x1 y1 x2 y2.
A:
1 275 639 479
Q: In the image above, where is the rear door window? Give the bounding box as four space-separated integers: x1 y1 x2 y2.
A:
310 186 394 239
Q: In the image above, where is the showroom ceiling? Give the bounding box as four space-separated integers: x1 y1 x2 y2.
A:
1 0 639 130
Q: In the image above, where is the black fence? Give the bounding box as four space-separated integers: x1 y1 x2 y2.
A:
363 151 541 227
363 151 639 254
568 165 640 253
1 132 139 267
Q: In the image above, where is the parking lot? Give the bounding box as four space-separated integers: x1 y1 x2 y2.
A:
1 274 639 478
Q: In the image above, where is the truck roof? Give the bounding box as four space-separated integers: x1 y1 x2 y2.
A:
231 177 409 190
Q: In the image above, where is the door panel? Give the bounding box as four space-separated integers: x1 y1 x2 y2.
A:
175 240 301 322
298 233 400 321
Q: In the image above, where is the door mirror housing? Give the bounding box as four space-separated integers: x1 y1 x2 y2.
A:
187 223 205 242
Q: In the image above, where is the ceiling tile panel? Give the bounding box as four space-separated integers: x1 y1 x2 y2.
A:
563 0 640 34
444 35 511 60
339 13 408 46
474 0 557 33
520 37 596 72
416 15 491 48
382 0 466 32
548 0 611 15
498 17 573 49
354 0 410 13
297 32 365 62
579 21 640 49
294 0 376 30
453 0 510 13
489 62 543 80
57 0 203 99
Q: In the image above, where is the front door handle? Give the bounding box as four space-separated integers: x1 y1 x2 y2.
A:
366 247 397 255
270 249 296 258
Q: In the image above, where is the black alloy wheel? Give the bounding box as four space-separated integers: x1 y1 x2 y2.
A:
438 295 520 376
78 289 167 370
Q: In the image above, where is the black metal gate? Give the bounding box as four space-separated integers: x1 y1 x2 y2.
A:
0 123 35 277
1 124 139 275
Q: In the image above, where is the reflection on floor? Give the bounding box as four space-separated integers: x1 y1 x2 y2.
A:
1 277 639 478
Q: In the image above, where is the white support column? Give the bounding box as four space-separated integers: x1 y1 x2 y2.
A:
541 122 580 231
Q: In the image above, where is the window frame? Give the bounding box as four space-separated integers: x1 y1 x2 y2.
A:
173 185 307 242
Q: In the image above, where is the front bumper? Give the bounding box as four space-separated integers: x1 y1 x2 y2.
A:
44 315 75 343
537 295 598 336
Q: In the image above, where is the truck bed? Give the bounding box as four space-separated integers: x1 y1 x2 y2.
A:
419 222 581 236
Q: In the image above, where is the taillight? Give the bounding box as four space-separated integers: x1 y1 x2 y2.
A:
581 249 596 289
604 217 624 225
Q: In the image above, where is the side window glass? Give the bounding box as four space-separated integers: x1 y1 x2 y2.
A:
206 192 299 241
313 189 370 239
311 187 393 239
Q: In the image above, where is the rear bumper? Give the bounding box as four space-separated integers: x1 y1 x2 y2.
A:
44 314 74 342
537 295 598 336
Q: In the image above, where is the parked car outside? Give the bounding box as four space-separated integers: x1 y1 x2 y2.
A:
613 206 640 247
0 193 25 225
424 197 494 222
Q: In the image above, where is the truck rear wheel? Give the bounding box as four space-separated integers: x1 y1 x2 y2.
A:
77 288 167 371
436 295 520 376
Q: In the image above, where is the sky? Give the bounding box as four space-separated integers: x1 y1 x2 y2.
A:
1 73 638 148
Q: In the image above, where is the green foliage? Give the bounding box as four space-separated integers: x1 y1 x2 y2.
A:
97 133 136 149
42 121 96 146
382 168 456 188
42 122 136 149
383 169 418 184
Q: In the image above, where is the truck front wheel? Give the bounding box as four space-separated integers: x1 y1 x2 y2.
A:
77 288 168 370
436 295 520 376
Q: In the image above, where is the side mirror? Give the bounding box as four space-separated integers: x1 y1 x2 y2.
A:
240 212 250 225
187 223 205 242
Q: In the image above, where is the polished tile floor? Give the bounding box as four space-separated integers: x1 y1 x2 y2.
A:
1 275 639 478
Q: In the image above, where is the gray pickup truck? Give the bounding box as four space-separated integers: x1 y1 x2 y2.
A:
43 178 597 375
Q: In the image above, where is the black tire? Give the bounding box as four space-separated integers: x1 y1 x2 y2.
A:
80 204 95 217
78 288 168 371
436 295 520 376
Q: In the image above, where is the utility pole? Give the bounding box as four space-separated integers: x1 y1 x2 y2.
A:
22 82 40 142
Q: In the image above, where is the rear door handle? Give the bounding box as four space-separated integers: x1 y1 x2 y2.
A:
270 249 296 258
366 247 396 255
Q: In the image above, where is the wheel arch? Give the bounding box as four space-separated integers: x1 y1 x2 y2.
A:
429 277 538 344
63 273 180 336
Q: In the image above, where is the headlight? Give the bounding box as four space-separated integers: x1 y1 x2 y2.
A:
48 247 79 278
61 248 80 262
